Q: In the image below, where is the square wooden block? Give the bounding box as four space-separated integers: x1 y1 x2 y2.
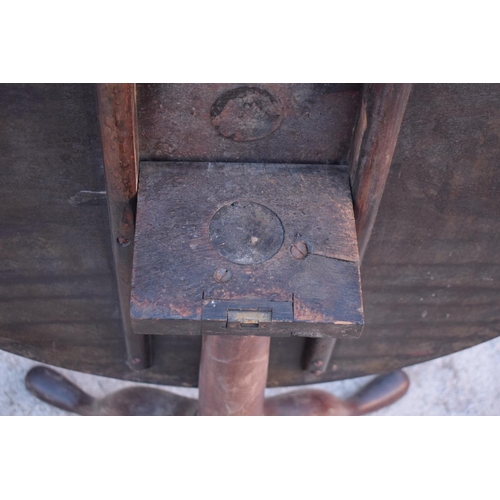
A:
131 162 364 338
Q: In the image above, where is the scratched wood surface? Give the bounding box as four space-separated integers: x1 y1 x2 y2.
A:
130 162 363 339
303 84 412 375
328 83 500 381
137 83 361 164
199 335 270 415
0 84 499 387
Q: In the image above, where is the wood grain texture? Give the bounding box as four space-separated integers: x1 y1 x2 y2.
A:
303 84 411 374
0 84 130 377
199 335 270 415
1 84 499 388
137 83 361 165
97 84 150 370
130 162 363 339
349 84 412 261
327 83 500 380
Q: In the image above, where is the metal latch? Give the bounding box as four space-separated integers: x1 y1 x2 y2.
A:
227 310 272 329
201 299 293 336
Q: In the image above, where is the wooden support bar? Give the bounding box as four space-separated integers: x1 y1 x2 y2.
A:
302 338 337 375
304 84 412 376
198 335 270 416
97 83 151 370
349 83 412 261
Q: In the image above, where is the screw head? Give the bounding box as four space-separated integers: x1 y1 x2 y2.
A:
313 360 323 367
117 237 131 247
214 268 232 283
290 241 308 260
313 369 322 376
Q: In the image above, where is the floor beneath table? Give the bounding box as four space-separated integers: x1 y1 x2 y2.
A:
1 337 499 416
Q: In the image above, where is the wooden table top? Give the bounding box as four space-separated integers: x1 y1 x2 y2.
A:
1 83 499 387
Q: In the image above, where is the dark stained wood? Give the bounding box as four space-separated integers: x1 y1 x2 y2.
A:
345 370 410 415
136 84 361 164
265 370 409 416
0 83 130 377
328 83 500 380
199 335 270 415
131 162 363 339
302 338 337 374
96 84 150 370
1 84 500 388
25 366 197 415
304 84 412 375
26 363 406 416
349 83 412 261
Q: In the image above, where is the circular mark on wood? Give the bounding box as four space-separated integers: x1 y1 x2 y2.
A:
209 202 284 265
210 87 284 142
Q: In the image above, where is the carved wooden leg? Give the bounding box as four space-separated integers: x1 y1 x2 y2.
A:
265 370 410 416
25 364 409 416
198 335 409 416
25 366 197 416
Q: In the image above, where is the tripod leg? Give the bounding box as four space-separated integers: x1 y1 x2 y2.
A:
265 370 410 416
25 366 197 416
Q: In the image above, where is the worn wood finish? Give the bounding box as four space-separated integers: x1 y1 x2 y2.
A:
199 335 270 415
25 366 197 415
349 83 412 261
265 370 409 416
137 84 361 165
0 84 131 377
26 363 407 416
97 84 150 370
328 83 500 380
304 83 412 374
1 84 500 388
131 162 363 339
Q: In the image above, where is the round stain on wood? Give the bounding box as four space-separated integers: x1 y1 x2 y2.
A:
210 87 284 142
209 201 284 265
